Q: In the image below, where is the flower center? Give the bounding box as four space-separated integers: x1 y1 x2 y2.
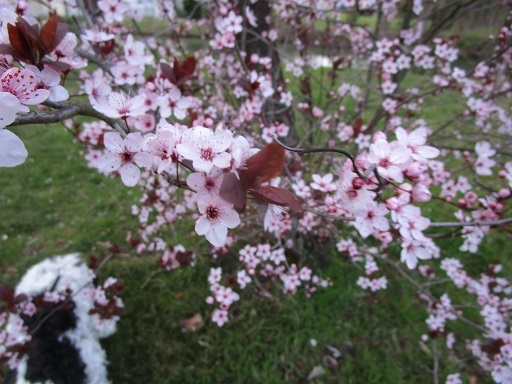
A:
121 151 134 164
206 206 219 220
201 148 214 160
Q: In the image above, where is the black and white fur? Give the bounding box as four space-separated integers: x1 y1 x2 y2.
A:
14 254 118 384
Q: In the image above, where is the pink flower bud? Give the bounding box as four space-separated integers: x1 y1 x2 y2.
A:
405 163 424 181
250 54 259 63
398 183 412 195
378 231 393 244
373 131 387 142
498 170 507 178
206 296 214 304
464 192 478 203
352 177 364 190
385 197 399 210
498 189 511 199
412 184 432 202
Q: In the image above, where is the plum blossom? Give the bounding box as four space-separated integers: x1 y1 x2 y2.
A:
368 139 412 183
334 166 373 216
401 239 431 269
0 68 50 107
187 168 224 198
25 65 69 102
177 126 233 173
195 195 240 247
99 132 152 186
157 85 190 120
310 174 336 193
353 203 390 238
395 127 439 162
143 121 186 173
211 309 229 327
92 92 148 119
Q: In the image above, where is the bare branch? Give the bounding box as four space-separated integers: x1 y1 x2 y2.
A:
429 217 512 227
9 101 126 134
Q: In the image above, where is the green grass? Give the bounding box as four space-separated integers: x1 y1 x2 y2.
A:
1 121 508 383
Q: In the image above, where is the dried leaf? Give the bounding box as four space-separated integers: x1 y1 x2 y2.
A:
307 365 325 381
181 313 204 333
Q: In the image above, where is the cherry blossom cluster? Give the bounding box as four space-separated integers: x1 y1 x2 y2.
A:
1 0 512 380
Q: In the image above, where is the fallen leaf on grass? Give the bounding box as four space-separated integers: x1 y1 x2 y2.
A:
307 365 325 381
180 313 204 333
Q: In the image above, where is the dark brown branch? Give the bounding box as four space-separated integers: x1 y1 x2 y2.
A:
9 101 125 134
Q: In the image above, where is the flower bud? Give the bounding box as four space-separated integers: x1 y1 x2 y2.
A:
498 189 511 199
412 184 432 202
385 197 399 210
373 131 387 142
352 177 364 190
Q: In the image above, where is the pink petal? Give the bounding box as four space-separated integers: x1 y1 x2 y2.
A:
0 92 22 128
125 132 144 152
205 225 228 247
0 129 27 167
104 132 125 153
195 216 211 235
120 163 140 187
99 152 122 173
220 208 240 229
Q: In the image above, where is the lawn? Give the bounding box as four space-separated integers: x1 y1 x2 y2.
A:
1 119 507 383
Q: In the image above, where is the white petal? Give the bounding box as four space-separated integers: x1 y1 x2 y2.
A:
220 208 240 229
99 152 122 172
195 216 211 235
125 132 144 152
173 107 187 120
205 225 228 247
212 152 232 169
134 152 153 168
0 92 22 128
120 163 140 187
0 129 28 167
104 132 125 153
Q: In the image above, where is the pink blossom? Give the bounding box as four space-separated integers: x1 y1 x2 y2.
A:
212 309 229 326
157 85 190 120
93 92 148 119
99 132 152 186
401 239 431 269
143 121 186 173
368 139 412 183
353 203 390 238
395 127 440 162
0 68 50 107
25 65 69 102
195 195 240 247
177 126 233 173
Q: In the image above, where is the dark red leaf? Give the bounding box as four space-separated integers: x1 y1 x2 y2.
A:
175 56 196 81
243 142 285 189
219 172 247 213
249 186 303 212
352 117 363 137
39 14 58 54
0 284 14 302
160 62 176 83
53 20 69 50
